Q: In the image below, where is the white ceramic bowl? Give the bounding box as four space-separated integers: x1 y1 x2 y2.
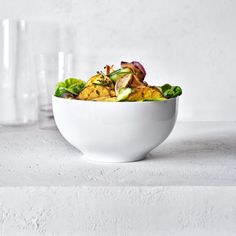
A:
52 96 178 163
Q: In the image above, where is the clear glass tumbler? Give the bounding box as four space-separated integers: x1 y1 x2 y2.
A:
0 19 37 126
35 52 74 129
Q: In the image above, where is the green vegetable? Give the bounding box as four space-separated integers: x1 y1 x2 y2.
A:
163 89 174 98
117 88 133 101
54 78 86 97
160 84 182 98
172 86 182 97
160 84 172 93
108 68 133 83
54 82 66 97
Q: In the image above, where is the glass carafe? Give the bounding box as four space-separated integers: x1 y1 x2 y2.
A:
0 19 37 126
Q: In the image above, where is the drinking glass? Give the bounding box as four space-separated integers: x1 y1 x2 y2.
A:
0 19 37 125
35 52 74 129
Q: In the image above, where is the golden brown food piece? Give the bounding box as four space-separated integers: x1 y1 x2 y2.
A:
92 97 117 102
77 85 115 100
86 74 114 89
109 90 116 97
127 86 164 101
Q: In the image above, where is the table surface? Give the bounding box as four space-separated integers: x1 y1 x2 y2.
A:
0 122 236 186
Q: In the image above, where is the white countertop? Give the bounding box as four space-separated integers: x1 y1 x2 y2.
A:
1 122 236 186
1 122 236 235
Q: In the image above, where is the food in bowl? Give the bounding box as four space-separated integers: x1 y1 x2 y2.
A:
52 61 181 163
54 61 182 102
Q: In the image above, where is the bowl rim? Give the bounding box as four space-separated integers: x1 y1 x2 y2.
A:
52 95 178 104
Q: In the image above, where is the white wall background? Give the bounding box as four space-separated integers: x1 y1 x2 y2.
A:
0 0 236 121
